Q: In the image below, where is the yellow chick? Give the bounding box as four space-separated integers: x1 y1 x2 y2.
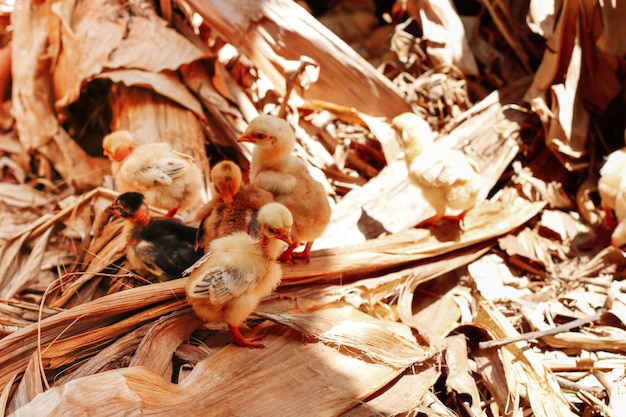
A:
184 202 293 348
598 147 626 230
391 112 483 225
237 115 331 263
611 196 626 247
195 160 273 252
102 130 203 218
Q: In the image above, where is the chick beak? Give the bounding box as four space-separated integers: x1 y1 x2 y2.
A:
277 228 292 245
237 133 254 144
222 195 234 208
105 204 118 216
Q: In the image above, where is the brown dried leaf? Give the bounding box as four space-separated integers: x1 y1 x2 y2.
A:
129 309 201 379
444 334 481 416
7 352 44 413
258 304 434 369
50 0 209 108
400 0 479 75
13 324 403 417
475 299 578 417
188 0 411 118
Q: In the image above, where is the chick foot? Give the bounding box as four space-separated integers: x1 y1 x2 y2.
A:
229 324 265 349
164 207 178 218
291 241 313 263
604 206 618 230
278 242 298 264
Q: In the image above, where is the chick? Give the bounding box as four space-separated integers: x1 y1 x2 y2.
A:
611 207 626 248
195 160 273 252
598 147 626 229
102 130 203 218
184 202 293 348
106 192 202 282
237 115 331 263
391 112 483 225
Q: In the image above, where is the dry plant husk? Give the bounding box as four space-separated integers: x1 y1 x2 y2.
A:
0 0 624 416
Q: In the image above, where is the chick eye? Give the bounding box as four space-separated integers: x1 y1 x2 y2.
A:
254 133 265 140
267 226 277 234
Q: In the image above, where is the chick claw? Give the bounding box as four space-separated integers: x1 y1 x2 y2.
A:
164 208 178 218
291 241 313 263
229 324 265 349
278 243 298 264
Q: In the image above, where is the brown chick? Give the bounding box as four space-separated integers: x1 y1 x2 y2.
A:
184 202 293 348
391 112 483 225
195 160 273 252
237 114 331 263
102 130 203 218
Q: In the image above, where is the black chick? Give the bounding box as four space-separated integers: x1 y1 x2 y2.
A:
106 192 202 281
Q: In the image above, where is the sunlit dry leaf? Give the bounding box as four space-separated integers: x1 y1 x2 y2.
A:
468 253 532 301
498 230 549 276
444 334 481 416
411 272 464 338
610 373 626 415
0 226 53 299
6 351 44 413
258 304 434 369
475 299 578 417
0 183 52 208
538 209 581 243
398 0 478 75
340 365 441 416
511 161 574 209
13 323 404 417
50 0 209 108
0 372 16 416
527 0 557 38
128 309 201 380
95 69 206 122
188 0 411 118
56 324 150 385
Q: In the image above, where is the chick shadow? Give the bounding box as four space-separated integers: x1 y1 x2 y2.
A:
420 219 463 243
357 207 390 239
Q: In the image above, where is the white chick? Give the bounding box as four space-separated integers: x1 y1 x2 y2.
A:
195 160 273 252
184 202 293 348
391 112 483 225
102 130 203 218
598 147 626 230
237 115 331 263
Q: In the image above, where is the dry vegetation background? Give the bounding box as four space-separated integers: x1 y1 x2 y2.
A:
0 0 624 415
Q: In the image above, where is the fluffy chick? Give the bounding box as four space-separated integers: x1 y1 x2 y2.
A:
184 202 293 348
102 130 203 218
598 147 626 230
195 160 273 252
106 192 202 282
391 112 483 225
237 115 331 262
